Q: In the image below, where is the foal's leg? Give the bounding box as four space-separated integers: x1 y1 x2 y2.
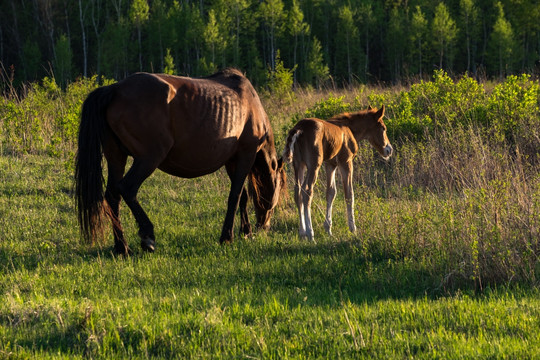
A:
324 163 338 236
118 159 160 252
293 161 307 238
339 160 356 233
302 164 321 243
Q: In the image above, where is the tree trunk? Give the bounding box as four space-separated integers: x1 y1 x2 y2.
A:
79 0 88 77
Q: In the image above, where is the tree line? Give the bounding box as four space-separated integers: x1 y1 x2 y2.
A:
1 0 539 89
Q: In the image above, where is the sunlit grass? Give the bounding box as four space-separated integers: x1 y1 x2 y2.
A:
1 154 539 358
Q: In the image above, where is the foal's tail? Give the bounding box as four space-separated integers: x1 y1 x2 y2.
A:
75 85 116 243
282 129 302 163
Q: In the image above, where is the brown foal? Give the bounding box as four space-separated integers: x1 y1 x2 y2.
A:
282 106 392 242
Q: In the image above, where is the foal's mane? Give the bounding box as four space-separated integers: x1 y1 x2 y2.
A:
328 109 371 124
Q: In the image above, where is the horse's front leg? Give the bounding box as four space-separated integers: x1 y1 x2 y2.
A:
324 163 338 236
238 186 252 237
221 156 255 244
225 163 252 238
339 160 356 233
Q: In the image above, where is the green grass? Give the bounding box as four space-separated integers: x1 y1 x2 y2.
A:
1 154 539 359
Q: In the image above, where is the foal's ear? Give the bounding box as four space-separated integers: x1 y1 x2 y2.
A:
277 157 284 170
376 104 385 118
367 104 373 110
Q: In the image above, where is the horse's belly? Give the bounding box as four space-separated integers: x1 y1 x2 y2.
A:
158 145 236 178
158 162 222 178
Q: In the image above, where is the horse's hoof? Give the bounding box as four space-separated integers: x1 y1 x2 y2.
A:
113 245 132 257
141 237 155 252
241 225 252 238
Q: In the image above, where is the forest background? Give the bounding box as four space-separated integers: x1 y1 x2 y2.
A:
1 0 540 89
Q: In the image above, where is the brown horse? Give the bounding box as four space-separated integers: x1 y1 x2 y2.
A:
75 69 286 255
282 106 392 242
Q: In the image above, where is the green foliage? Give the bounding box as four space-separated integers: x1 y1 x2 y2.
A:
306 37 330 88
432 2 458 68
163 49 176 75
303 95 353 120
488 2 517 77
129 0 150 26
486 74 540 148
0 75 110 157
53 34 73 89
265 50 296 103
2 0 540 86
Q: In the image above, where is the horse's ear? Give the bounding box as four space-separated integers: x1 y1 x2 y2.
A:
367 105 373 110
277 157 284 170
376 104 385 118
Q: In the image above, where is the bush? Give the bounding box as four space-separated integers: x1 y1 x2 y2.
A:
1 75 112 157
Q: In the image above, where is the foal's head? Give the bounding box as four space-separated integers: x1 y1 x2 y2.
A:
351 105 393 160
248 139 287 230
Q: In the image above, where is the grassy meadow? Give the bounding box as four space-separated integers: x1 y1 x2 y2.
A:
1 72 539 358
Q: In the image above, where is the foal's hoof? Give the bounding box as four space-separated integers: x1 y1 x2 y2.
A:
141 237 155 252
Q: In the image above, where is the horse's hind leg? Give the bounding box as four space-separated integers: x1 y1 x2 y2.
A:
104 142 128 255
339 160 356 233
105 158 129 255
324 163 337 236
118 159 159 252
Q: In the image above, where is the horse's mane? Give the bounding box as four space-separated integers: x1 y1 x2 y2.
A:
248 163 287 209
203 68 247 93
204 68 244 80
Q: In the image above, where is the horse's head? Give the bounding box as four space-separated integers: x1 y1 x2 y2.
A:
358 105 393 160
248 141 287 230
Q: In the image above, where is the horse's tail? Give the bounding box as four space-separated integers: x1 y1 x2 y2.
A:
75 85 116 243
282 129 302 163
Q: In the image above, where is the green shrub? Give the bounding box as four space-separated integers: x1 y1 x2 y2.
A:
265 51 297 104
486 74 540 151
1 75 111 157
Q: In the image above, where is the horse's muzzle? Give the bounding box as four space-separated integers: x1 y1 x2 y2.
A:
383 144 393 159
